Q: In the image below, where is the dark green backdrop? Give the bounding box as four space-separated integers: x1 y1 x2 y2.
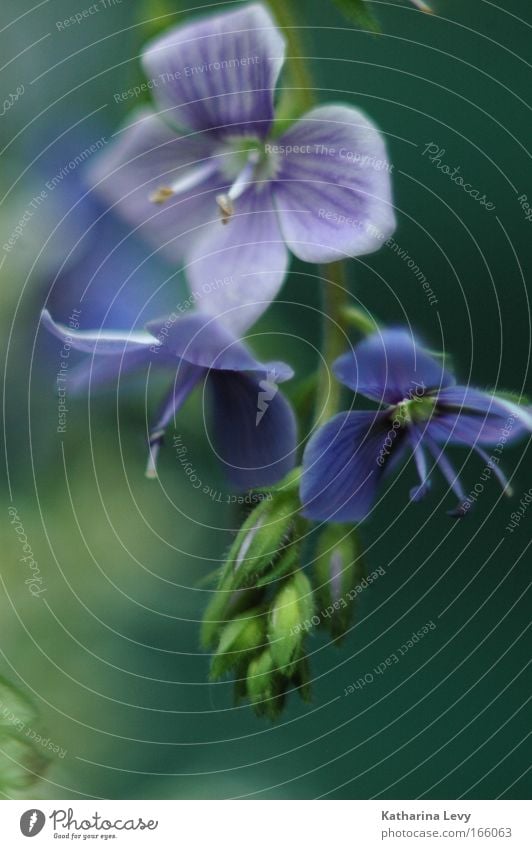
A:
0 0 530 799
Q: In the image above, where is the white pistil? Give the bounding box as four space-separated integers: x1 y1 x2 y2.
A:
216 149 260 225
149 160 218 205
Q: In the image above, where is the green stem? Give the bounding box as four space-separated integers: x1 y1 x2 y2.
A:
267 0 315 115
267 1 350 428
314 262 349 428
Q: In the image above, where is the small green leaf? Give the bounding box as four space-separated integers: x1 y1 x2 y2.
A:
332 0 380 32
341 306 379 337
0 677 37 731
0 678 48 797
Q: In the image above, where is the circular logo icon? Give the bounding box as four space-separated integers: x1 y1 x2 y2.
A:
20 810 46 837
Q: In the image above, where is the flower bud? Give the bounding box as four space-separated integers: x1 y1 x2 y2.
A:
268 571 314 675
256 542 299 588
218 489 299 593
210 608 266 680
292 655 312 704
246 649 286 719
314 524 365 641
201 587 261 649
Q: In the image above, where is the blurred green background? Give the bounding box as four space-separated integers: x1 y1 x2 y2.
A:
0 0 530 799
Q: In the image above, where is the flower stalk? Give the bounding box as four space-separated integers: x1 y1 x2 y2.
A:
314 262 350 428
267 0 315 116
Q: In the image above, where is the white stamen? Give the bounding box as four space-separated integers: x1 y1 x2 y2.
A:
149 160 218 205
216 149 260 224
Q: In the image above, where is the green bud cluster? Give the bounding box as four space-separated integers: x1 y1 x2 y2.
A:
202 470 315 718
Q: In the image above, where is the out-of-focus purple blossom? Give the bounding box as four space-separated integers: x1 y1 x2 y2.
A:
41 308 296 490
88 2 395 334
301 329 532 522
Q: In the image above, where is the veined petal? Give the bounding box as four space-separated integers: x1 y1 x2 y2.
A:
301 410 400 523
333 329 455 403
423 435 468 517
142 4 285 139
407 425 432 502
146 311 293 380
207 370 296 489
41 309 157 354
65 350 152 394
45 193 178 333
146 364 205 478
429 386 532 446
88 109 224 262
272 105 396 263
184 184 289 335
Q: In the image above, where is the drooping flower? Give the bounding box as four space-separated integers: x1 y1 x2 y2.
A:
301 329 532 522
89 3 395 333
44 190 176 331
40 308 296 489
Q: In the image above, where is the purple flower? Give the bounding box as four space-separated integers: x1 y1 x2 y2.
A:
41 308 296 489
301 329 532 522
89 3 395 333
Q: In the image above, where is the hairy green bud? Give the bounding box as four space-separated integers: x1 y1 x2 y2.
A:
268 571 314 675
223 493 298 591
246 649 285 719
210 608 266 680
314 524 365 641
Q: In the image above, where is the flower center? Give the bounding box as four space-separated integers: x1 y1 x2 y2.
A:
216 148 261 225
148 139 277 221
215 140 275 225
392 394 437 426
